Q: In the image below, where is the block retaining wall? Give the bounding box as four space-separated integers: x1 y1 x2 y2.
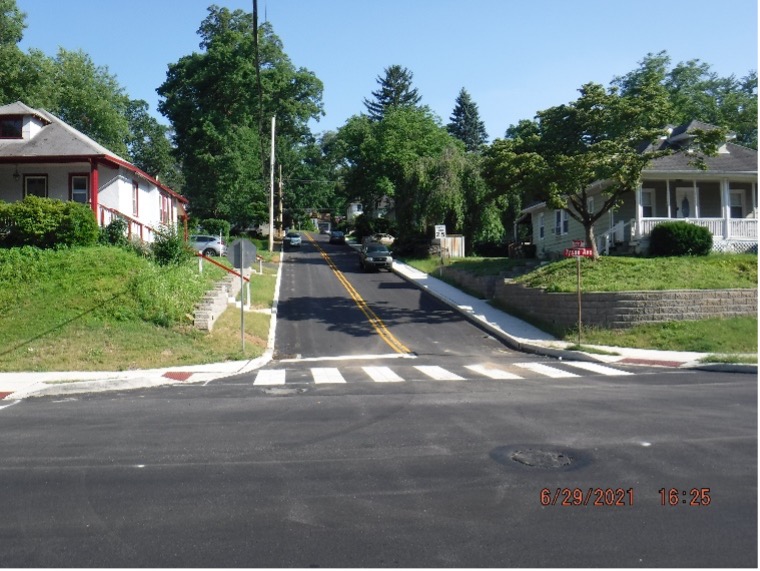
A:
439 267 757 330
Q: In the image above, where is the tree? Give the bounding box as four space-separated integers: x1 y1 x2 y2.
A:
447 88 488 152
0 0 25 46
613 51 758 149
158 7 324 228
125 99 178 183
487 78 673 259
363 64 422 121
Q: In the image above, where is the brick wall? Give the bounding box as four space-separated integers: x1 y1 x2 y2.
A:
439 267 757 330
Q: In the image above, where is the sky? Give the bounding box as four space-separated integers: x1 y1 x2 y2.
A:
16 0 759 142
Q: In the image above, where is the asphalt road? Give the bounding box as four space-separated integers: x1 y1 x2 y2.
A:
0 234 755 567
0 369 755 567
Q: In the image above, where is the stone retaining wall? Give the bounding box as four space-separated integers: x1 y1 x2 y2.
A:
439 267 757 330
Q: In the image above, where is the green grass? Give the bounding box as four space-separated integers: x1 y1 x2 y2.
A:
569 317 758 354
405 253 758 355
514 254 757 292
0 246 275 372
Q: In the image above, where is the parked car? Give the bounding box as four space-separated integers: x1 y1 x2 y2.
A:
190 234 226 257
329 230 346 244
360 242 393 271
284 231 302 248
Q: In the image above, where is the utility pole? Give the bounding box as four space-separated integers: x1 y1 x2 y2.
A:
268 116 275 252
278 164 283 237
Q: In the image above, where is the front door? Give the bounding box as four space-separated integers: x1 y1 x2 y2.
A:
675 187 696 219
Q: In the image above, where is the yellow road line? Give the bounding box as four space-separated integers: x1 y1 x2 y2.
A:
305 234 412 354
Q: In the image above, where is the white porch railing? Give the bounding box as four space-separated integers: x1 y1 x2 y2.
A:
637 217 757 240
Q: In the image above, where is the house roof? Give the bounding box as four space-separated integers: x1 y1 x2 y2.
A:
0 101 187 204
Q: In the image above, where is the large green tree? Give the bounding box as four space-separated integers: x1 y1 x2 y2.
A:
158 6 324 228
613 51 757 149
447 87 489 152
363 64 422 121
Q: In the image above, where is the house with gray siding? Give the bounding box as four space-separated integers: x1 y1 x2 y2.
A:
520 120 758 258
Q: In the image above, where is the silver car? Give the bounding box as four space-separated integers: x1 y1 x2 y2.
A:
190 234 226 256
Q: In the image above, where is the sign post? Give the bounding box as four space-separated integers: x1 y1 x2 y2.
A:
227 238 258 354
564 240 591 346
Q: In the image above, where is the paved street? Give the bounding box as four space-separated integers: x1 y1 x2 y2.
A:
0 233 756 567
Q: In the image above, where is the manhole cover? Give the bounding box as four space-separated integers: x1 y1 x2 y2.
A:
490 445 590 471
511 449 573 468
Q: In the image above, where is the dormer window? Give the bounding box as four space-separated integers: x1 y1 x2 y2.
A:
0 116 23 139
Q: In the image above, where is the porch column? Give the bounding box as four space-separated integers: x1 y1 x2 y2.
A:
722 178 730 239
90 159 99 222
692 180 700 218
635 184 642 237
666 180 672 218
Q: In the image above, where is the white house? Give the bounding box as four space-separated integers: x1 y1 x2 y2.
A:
0 101 187 242
519 121 758 258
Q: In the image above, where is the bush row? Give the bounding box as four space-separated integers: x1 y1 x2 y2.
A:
0 196 99 248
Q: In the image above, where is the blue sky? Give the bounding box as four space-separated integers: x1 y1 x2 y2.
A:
17 0 758 141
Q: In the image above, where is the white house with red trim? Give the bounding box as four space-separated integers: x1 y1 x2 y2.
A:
0 101 187 242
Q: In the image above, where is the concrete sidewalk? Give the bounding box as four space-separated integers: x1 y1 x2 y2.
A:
1 253 754 401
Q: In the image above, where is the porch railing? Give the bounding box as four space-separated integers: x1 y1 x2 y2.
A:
637 217 757 241
98 205 157 242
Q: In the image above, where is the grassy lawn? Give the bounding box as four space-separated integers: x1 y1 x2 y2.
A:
0 246 276 372
404 254 758 356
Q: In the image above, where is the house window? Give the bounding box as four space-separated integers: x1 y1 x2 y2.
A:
356 203 363 212
555 210 568 235
70 175 89 204
132 180 139 217
24 175 47 198
587 197 594 214
539 213 545 240
0 116 22 139
729 190 744 218
641 189 654 217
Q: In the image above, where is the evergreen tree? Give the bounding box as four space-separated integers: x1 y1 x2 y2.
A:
363 64 421 121
447 87 488 152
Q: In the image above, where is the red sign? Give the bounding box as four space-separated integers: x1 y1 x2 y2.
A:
564 247 594 258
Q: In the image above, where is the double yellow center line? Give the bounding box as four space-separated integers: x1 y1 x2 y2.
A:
305 234 411 355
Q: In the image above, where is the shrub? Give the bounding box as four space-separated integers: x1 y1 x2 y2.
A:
4 196 98 248
649 221 713 257
199 218 231 240
100 218 129 247
151 225 191 266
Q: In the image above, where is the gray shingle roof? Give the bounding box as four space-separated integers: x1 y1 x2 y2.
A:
0 103 122 160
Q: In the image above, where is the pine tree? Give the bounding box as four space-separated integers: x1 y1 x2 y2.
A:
447 87 488 152
363 64 421 121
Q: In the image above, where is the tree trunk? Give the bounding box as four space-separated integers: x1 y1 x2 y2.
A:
585 223 599 260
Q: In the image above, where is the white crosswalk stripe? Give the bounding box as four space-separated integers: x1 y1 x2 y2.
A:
253 369 286 385
253 360 635 385
514 362 580 378
362 366 405 383
414 365 465 381
563 361 634 376
465 364 523 380
311 367 347 384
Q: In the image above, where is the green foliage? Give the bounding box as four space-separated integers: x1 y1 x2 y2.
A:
199 218 231 240
99 217 129 247
363 64 422 121
158 8 324 228
3 196 98 248
151 225 191 266
649 221 713 257
447 87 489 152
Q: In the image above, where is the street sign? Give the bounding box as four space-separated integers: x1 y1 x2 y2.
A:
434 225 446 239
563 247 594 258
227 238 258 269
